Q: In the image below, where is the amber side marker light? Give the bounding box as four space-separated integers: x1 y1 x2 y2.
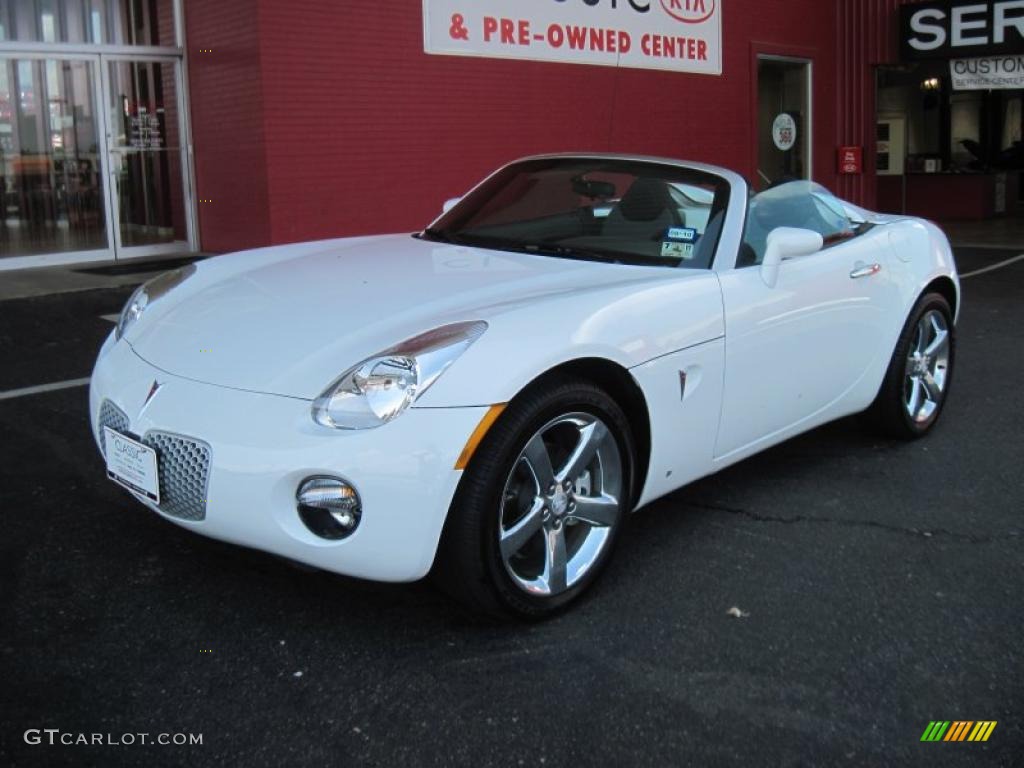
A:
455 404 507 469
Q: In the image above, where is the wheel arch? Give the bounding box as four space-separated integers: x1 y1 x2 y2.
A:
922 274 959 321
863 275 957 438
432 355 654 607
510 357 652 509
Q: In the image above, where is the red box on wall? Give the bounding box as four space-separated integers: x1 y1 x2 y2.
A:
838 146 862 175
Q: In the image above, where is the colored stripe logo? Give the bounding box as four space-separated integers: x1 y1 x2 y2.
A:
921 721 997 742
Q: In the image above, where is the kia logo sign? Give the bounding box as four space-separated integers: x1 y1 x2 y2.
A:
901 0 1024 60
660 0 715 23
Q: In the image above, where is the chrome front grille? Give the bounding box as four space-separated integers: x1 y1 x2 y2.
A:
144 431 211 522
98 399 211 522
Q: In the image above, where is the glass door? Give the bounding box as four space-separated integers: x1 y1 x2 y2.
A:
101 56 190 258
0 55 109 262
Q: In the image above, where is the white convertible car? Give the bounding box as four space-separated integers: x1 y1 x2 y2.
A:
90 154 958 618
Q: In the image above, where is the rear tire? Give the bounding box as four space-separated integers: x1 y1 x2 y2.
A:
433 376 635 620
865 292 955 439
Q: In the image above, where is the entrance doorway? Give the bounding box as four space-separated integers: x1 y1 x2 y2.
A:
757 56 812 191
0 54 191 268
0 1 193 270
102 56 189 257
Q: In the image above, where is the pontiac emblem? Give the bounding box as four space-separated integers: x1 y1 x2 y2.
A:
142 380 163 411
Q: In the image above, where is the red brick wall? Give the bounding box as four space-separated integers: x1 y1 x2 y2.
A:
183 0 271 251
187 1 847 251
156 4 185 241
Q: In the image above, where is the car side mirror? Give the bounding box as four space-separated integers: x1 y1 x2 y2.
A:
760 227 824 288
442 197 462 214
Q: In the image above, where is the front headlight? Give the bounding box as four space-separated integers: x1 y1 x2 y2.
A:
312 321 488 430
115 264 197 340
115 283 149 340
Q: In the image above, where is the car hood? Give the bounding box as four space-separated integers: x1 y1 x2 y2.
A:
127 235 677 399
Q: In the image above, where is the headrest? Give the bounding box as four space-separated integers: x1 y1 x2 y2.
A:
618 178 671 222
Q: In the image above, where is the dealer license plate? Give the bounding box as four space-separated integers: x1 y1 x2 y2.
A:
104 426 160 504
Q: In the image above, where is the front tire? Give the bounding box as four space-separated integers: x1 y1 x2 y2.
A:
434 376 635 619
866 291 955 439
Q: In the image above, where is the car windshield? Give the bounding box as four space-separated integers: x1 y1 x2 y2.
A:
420 158 732 269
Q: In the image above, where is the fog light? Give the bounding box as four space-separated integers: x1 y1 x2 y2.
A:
296 476 361 540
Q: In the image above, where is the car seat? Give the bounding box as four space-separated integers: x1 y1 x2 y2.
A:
603 178 682 240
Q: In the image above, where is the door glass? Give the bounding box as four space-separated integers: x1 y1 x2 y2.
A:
106 59 186 249
758 58 810 191
0 57 107 258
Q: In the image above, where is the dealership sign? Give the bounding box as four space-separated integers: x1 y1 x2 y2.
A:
951 54 1024 88
901 1 1024 60
423 0 723 75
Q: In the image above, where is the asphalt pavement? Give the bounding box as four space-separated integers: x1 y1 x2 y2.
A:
0 247 1021 767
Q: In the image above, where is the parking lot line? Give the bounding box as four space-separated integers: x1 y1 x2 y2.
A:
960 254 1024 279
0 378 91 401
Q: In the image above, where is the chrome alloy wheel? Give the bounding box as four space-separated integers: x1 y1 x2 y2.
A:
498 413 623 597
904 309 950 423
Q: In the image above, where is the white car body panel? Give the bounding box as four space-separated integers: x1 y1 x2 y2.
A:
417 267 725 408
715 227 904 459
126 235 723 403
90 154 959 583
91 336 479 581
629 339 725 505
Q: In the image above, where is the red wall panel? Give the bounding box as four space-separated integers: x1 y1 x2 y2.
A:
186 1 860 252
183 0 272 252
256 2 622 243
835 0 909 210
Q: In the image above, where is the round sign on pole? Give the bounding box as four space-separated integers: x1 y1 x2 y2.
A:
772 113 797 152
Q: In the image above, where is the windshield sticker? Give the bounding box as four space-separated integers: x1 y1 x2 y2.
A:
661 241 695 260
666 227 698 242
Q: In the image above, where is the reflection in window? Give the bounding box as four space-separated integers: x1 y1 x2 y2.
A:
0 58 107 257
106 60 186 247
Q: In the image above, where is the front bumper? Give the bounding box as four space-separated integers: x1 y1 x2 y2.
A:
89 334 486 582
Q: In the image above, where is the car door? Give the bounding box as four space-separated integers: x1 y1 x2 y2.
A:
714 194 901 460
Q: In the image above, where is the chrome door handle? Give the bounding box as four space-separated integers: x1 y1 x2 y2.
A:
850 262 882 279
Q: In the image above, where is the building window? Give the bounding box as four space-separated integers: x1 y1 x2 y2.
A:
0 0 176 47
